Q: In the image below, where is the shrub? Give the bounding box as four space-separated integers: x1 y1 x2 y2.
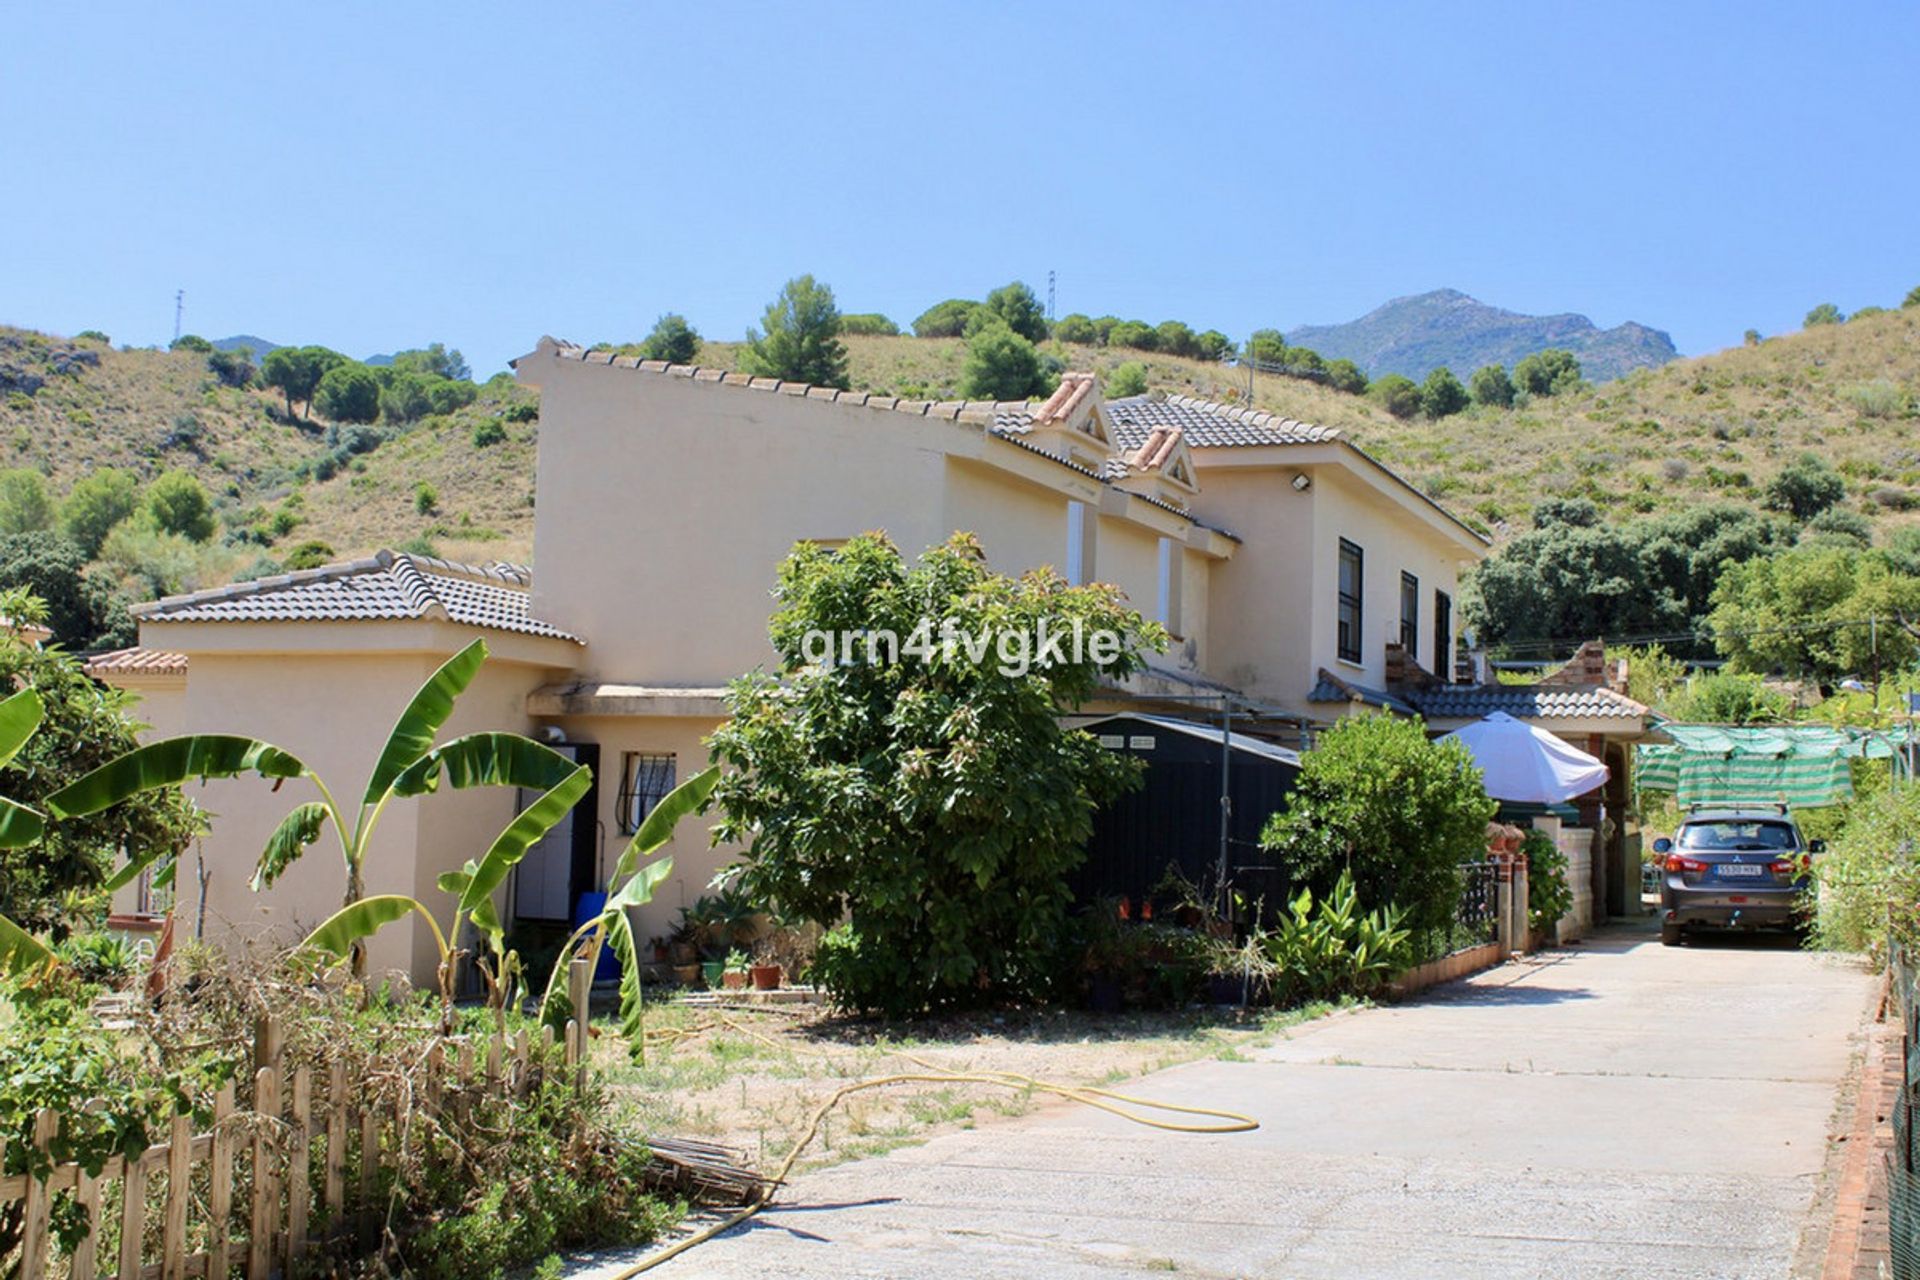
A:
980 282 1049 343
1246 329 1287 363
414 481 439 515
169 334 214 353
1803 507 1874 548
144 469 217 542
471 417 507 448
283 539 336 570
1107 361 1149 398
1512 348 1583 397
1804 302 1844 327
1325 358 1368 394
58 468 139 558
1764 452 1846 520
0 534 131 648
1844 380 1908 419
206 347 255 388
637 313 700 364
1522 830 1572 931
1370 373 1421 419
1419 367 1469 419
911 299 980 338
1195 330 1236 362
1667 671 1791 723
74 330 109 344
1812 782 1920 959
0 470 55 537
502 400 538 423
960 322 1052 400
1851 305 1888 321
1107 320 1157 351
839 312 899 337
1260 713 1495 941
54 931 140 987
1906 285 1920 309
1744 328 1762 346
1469 363 1514 408
1051 313 1099 344
1153 320 1197 359
708 532 1161 1016
1263 872 1411 1003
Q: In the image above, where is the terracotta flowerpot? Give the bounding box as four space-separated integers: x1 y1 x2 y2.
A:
721 971 749 990
672 964 701 987
749 964 782 991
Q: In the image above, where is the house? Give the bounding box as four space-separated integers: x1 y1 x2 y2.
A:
93 345 1576 985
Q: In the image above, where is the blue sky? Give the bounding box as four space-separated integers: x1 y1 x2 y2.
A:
3 2 1916 376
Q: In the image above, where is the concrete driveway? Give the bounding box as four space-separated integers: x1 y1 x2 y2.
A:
624 924 1876 1279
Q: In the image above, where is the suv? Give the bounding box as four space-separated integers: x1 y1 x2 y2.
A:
1653 806 1821 946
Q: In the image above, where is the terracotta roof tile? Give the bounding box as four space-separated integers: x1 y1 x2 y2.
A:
83 648 188 679
1106 395 1340 449
133 550 581 643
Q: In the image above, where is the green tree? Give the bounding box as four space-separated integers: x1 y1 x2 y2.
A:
1370 373 1421 419
1107 361 1149 398
912 298 981 338
1153 320 1198 359
1804 507 1874 549
143 469 216 542
1246 329 1288 363
637 313 701 364
1512 348 1583 397
1744 328 1763 346
980 281 1049 343
207 347 256 388
1195 330 1235 362
389 342 470 382
261 345 347 420
1259 714 1494 942
1324 358 1368 394
741 275 849 389
0 533 132 648
960 322 1053 400
1107 320 1157 351
0 597 200 935
1667 672 1791 724
1708 545 1920 682
1765 452 1846 520
0 471 56 537
60 467 141 558
1804 302 1844 327
1468 363 1514 408
707 532 1162 1016
1904 286 1920 309
839 313 899 337
314 362 382 424
1051 313 1099 344
1419 367 1470 418
169 334 214 353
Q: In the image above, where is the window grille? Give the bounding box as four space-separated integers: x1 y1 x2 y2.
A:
1337 539 1364 664
617 752 677 836
1400 572 1420 660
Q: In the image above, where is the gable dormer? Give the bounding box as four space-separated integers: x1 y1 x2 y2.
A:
1112 425 1199 511
1024 372 1114 472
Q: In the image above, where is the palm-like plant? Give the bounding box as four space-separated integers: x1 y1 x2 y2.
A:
0 688 54 977
46 639 582 975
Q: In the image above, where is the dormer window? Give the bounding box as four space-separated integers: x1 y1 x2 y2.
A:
1112 425 1199 511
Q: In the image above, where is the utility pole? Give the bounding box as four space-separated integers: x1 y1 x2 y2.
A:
172 289 184 344
1046 270 1056 322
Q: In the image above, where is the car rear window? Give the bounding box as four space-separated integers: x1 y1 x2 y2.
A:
1678 820 1797 851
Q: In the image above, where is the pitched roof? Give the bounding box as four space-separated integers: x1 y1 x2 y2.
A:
1308 667 1646 722
83 647 188 678
1106 394 1341 450
134 550 582 643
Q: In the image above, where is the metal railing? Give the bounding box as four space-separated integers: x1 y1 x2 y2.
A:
1410 862 1502 965
1891 941 1920 1277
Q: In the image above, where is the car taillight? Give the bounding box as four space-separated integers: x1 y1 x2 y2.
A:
1665 854 1708 874
1770 858 1797 876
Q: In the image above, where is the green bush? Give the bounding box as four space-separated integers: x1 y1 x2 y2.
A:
1260 714 1494 941
1264 872 1410 1002
1804 302 1844 327
1107 361 1149 398
1512 348 1584 398
1324 358 1368 394
59 468 139 559
960 322 1053 400
1419 367 1469 419
315 362 381 424
414 481 438 515
169 334 214 353
1051 314 1099 345
1522 830 1572 931
54 931 140 988
637 313 700 364
283 540 336 570
471 418 507 448
502 399 538 424
1370 373 1421 419
839 312 899 337
912 298 980 338
1108 320 1157 351
144 469 217 542
1469 363 1514 408
1812 782 1920 959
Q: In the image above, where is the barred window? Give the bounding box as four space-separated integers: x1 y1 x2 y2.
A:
1399 571 1420 660
1337 539 1364 664
618 753 677 836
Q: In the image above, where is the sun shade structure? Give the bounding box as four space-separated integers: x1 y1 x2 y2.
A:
1634 723 1918 808
1439 711 1610 804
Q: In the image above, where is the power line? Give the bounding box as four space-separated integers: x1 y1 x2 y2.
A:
1489 613 1907 661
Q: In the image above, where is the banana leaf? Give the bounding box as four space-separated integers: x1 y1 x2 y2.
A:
389 733 576 798
0 689 44 771
603 907 648 1062
362 640 488 806
537 916 604 1036
0 796 45 850
457 764 592 917
46 736 308 819
607 854 674 913
301 894 445 963
252 802 332 890
610 765 719 885
0 913 53 978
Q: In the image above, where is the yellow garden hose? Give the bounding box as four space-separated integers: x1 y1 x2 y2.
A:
605 1015 1260 1275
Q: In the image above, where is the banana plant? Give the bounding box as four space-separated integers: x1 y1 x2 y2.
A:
0 688 56 978
537 764 720 1062
45 639 581 975
298 760 594 1028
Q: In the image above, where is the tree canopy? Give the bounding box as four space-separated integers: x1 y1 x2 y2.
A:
912 298 980 338
979 282 1049 343
0 533 133 648
1419 367 1469 418
261 345 347 420
741 275 849 388
1512 348 1583 397
1708 544 1920 682
638 314 701 364
960 322 1054 400
707 532 1161 1016
314 362 381 424
1468 363 1514 408
143 469 217 543
0 471 56 538
59 468 141 558
1370 373 1420 419
1764 452 1847 521
1804 302 1844 327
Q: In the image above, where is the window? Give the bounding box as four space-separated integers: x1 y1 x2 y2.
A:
1399 572 1420 660
1433 590 1453 681
1336 539 1363 664
618 752 676 836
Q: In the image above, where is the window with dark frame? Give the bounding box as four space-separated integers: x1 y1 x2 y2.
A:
1399 571 1420 660
1434 589 1454 681
1337 539 1364 664
617 752 677 836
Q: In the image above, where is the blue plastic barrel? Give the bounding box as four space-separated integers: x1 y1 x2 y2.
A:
572 892 621 981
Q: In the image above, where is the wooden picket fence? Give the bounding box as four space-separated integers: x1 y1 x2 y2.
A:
3 959 596 1280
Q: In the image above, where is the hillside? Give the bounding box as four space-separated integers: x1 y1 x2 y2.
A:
1286 289 1678 383
3 307 1915 612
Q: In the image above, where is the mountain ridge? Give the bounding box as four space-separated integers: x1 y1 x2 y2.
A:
1287 288 1678 383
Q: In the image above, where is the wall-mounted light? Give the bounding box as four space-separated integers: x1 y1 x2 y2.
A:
1291 473 1312 492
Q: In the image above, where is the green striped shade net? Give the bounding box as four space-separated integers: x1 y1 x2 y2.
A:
1635 724 1917 808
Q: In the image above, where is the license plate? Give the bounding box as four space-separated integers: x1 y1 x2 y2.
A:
1717 864 1764 877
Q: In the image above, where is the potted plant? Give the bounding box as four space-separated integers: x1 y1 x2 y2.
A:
1204 933 1276 1006
649 935 670 964
721 948 750 990
749 937 783 990
674 962 703 987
